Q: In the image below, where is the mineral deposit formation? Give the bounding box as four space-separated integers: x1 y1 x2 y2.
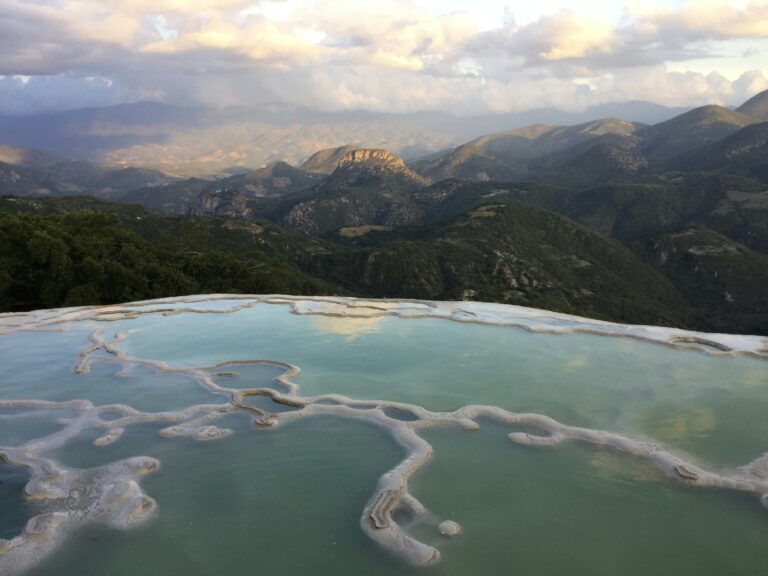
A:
1 296 766 573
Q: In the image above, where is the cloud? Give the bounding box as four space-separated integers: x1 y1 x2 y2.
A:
589 66 768 108
0 0 765 115
626 1 768 41
475 10 616 64
470 1 768 71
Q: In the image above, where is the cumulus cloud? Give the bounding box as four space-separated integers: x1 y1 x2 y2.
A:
0 0 766 115
626 1 768 40
469 1 768 71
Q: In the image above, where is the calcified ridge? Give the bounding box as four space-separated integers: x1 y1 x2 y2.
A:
0 296 767 573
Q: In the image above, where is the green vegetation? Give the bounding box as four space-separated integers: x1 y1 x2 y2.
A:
2 193 767 335
314 204 690 328
635 227 768 335
0 201 338 312
2 91 768 335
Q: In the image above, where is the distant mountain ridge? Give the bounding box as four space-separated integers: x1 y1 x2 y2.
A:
409 92 768 186
0 145 65 168
642 105 756 161
1 90 767 210
0 100 691 177
326 149 428 188
737 89 768 120
412 118 644 182
300 145 360 174
0 145 175 196
4 90 768 335
674 122 768 180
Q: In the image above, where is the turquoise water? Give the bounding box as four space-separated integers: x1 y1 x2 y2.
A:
0 328 93 401
1 302 767 575
21 419 768 576
116 304 768 466
412 423 768 575
0 333 217 410
28 416 407 576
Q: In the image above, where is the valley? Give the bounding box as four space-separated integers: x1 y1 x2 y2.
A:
2 90 768 335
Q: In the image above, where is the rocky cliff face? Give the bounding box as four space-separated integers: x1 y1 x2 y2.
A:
337 149 406 169
277 149 430 234
192 189 252 218
299 145 360 175
325 149 428 189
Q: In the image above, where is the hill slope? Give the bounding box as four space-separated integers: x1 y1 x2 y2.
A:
0 196 340 311
413 119 641 182
312 203 689 327
640 105 757 162
300 145 360 174
674 122 768 180
280 149 429 233
2 195 767 334
737 88 768 120
0 101 686 177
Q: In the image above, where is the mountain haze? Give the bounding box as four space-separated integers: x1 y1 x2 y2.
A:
0 101 689 178
2 89 768 333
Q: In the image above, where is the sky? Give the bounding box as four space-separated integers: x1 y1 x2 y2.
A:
0 0 766 115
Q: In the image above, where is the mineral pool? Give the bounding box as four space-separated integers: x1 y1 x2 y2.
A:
0 295 766 575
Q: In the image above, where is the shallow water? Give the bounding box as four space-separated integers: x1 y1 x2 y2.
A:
115 304 768 465
28 416 406 576
1 300 767 575
412 422 768 575
0 463 29 541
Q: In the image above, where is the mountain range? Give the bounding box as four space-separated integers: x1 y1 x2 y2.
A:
1 89 768 334
0 100 690 178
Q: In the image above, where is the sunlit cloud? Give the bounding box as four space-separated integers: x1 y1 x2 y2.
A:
0 0 765 115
